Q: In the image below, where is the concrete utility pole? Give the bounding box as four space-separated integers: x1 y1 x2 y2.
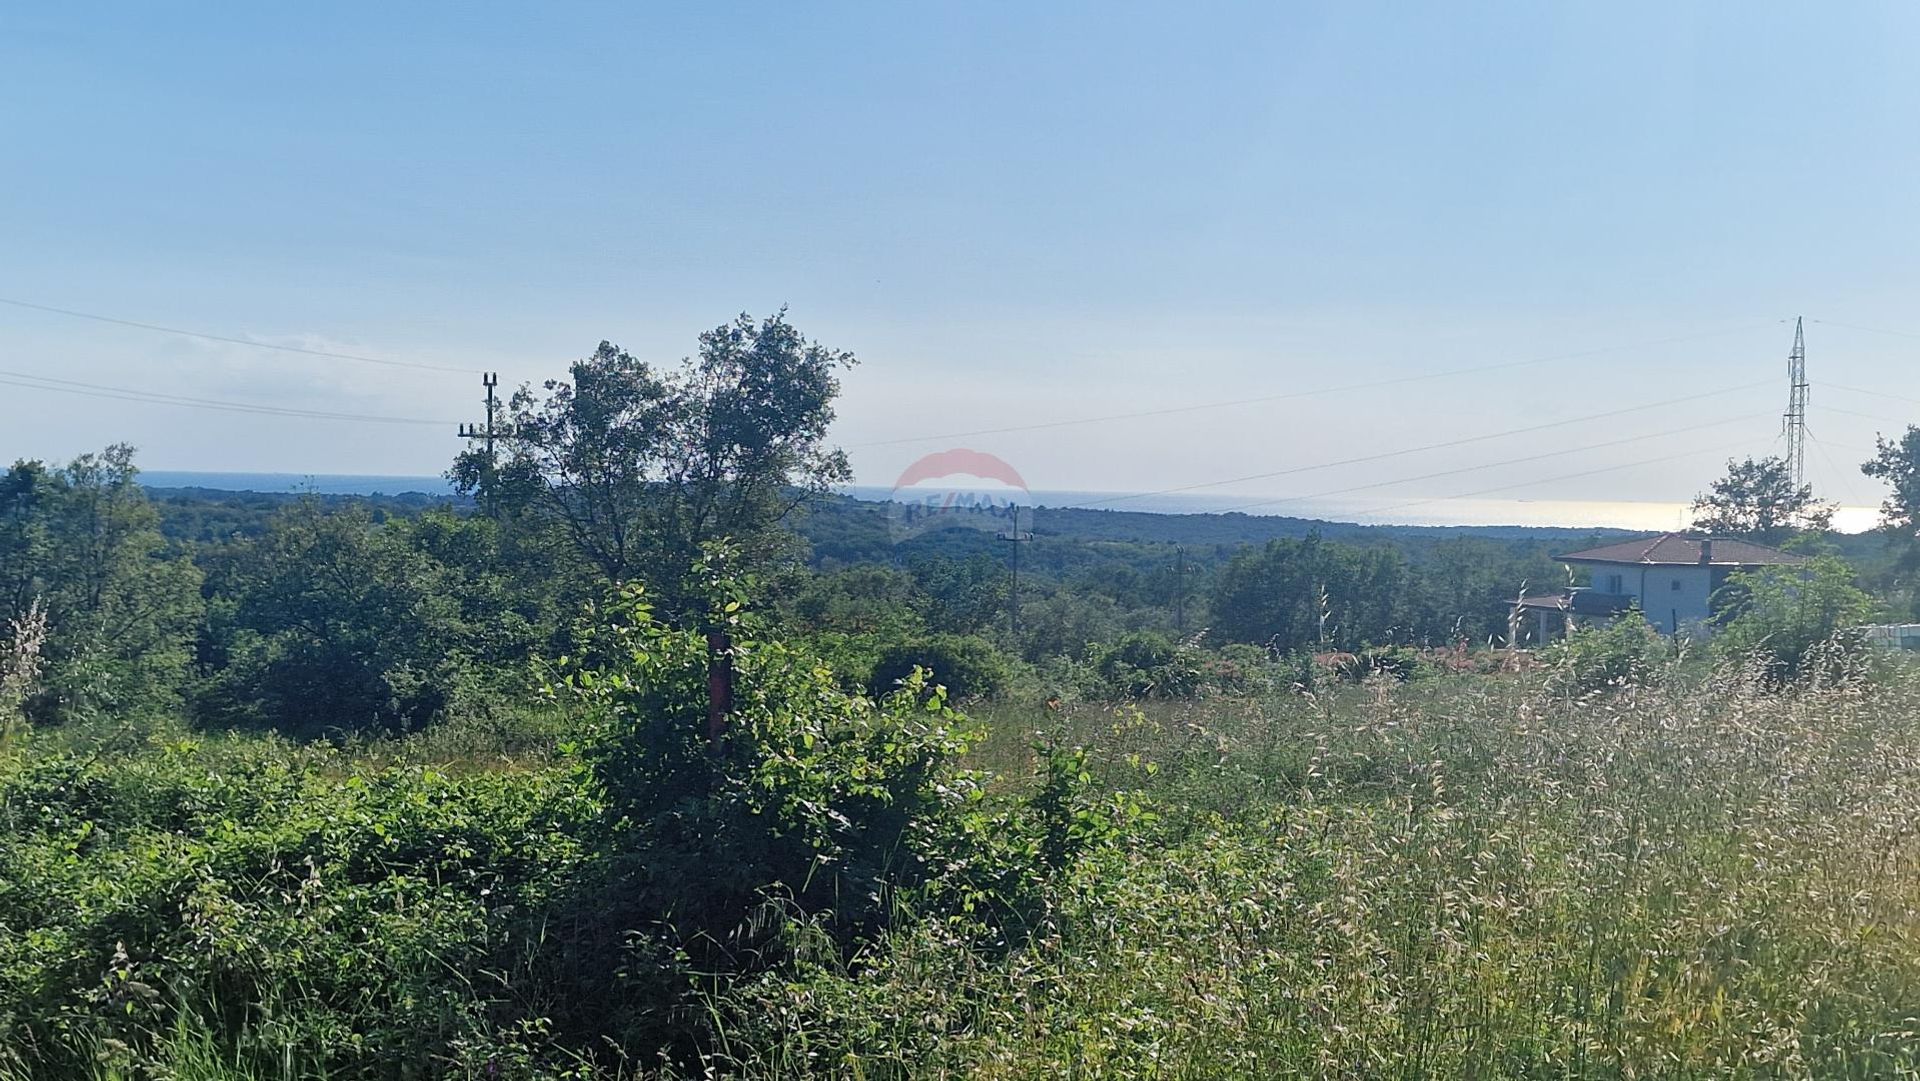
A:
1784 317 1808 489
1173 544 1188 634
998 506 1033 639
456 372 505 515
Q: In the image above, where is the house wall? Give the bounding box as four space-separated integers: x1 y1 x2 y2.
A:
1638 564 1714 636
1579 562 1716 636
1592 568 1630 594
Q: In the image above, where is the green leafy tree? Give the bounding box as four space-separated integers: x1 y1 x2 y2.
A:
1691 456 1834 543
1862 426 1920 537
909 552 1011 636
1861 427 1920 616
1015 588 1125 663
396 508 572 661
0 461 51 618
1402 537 1567 646
198 503 503 737
1712 554 1876 686
0 446 201 723
459 311 854 619
783 565 928 638
1207 533 1407 652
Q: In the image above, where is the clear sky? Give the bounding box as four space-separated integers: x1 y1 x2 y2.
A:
4 3 1919 524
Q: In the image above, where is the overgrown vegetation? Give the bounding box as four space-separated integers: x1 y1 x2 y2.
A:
10 312 1920 1076
6 633 1920 1077
1539 609 1672 695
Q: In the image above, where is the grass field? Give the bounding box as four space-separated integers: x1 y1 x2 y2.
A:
716 669 1920 1078
9 664 1920 1078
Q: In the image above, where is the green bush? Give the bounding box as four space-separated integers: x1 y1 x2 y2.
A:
1713 555 1878 687
196 504 522 738
1328 645 1435 684
0 734 597 1076
1540 610 1669 695
1089 631 1204 699
867 634 1013 701
0 573 1065 1078
567 581 994 1053
1202 643 1284 697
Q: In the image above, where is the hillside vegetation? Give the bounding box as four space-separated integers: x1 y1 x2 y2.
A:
9 315 1920 1077
6 618 1920 1077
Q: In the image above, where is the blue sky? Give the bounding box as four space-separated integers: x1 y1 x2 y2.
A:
3 3 1919 521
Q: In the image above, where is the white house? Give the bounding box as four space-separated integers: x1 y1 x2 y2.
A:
1514 532 1806 640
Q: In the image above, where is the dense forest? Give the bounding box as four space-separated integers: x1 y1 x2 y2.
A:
0 449 1595 739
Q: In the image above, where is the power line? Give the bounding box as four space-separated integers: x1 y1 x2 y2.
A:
1347 436 1764 523
1826 382 1920 409
1808 435 1874 454
849 319 1785 448
0 295 474 374
1059 378 1776 511
1819 402 1912 426
0 372 451 425
1809 317 1920 343
1208 411 1774 517
0 368 453 426
1805 426 1875 507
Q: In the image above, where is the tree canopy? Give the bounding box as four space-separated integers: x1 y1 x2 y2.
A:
456 311 854 619
0 445 201 723
1690 456 1834 543
1862 426 1920 538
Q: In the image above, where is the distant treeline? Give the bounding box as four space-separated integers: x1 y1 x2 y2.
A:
0 444 1603 743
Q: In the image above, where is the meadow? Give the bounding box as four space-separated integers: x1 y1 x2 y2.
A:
8 653 1920 1079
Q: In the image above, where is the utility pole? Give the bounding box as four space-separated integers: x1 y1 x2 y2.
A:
456 372 505 516
1784 317 1808 489
1173 544 1187 634
998 505 1033 640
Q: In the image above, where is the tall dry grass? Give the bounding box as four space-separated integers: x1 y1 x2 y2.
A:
0 599 47 746
712 663 1920 1078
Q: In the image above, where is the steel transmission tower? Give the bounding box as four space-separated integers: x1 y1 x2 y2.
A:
1783 317 1808 489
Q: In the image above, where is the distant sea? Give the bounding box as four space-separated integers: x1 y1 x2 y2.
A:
142 471 456 497
847 485 1716 531
137 474 1878 532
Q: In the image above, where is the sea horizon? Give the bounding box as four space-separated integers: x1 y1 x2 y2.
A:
137 471 1883 534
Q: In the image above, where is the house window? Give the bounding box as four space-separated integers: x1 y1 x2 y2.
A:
1671 579 1682 591
1604 573 1623 593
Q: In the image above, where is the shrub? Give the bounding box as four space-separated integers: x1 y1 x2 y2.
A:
0 572 1054 1078
1540 609 1669 695
0 735 598 1076
1203 643 1284 697
1088 631 1205 699
867 634 1013 701
1327 645 1436 684
568 581 988 1051
196 504 512 738
1713 555 1878 687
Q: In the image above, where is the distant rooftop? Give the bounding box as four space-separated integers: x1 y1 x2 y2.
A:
1555 532 1806 567
1513 591 1637 615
